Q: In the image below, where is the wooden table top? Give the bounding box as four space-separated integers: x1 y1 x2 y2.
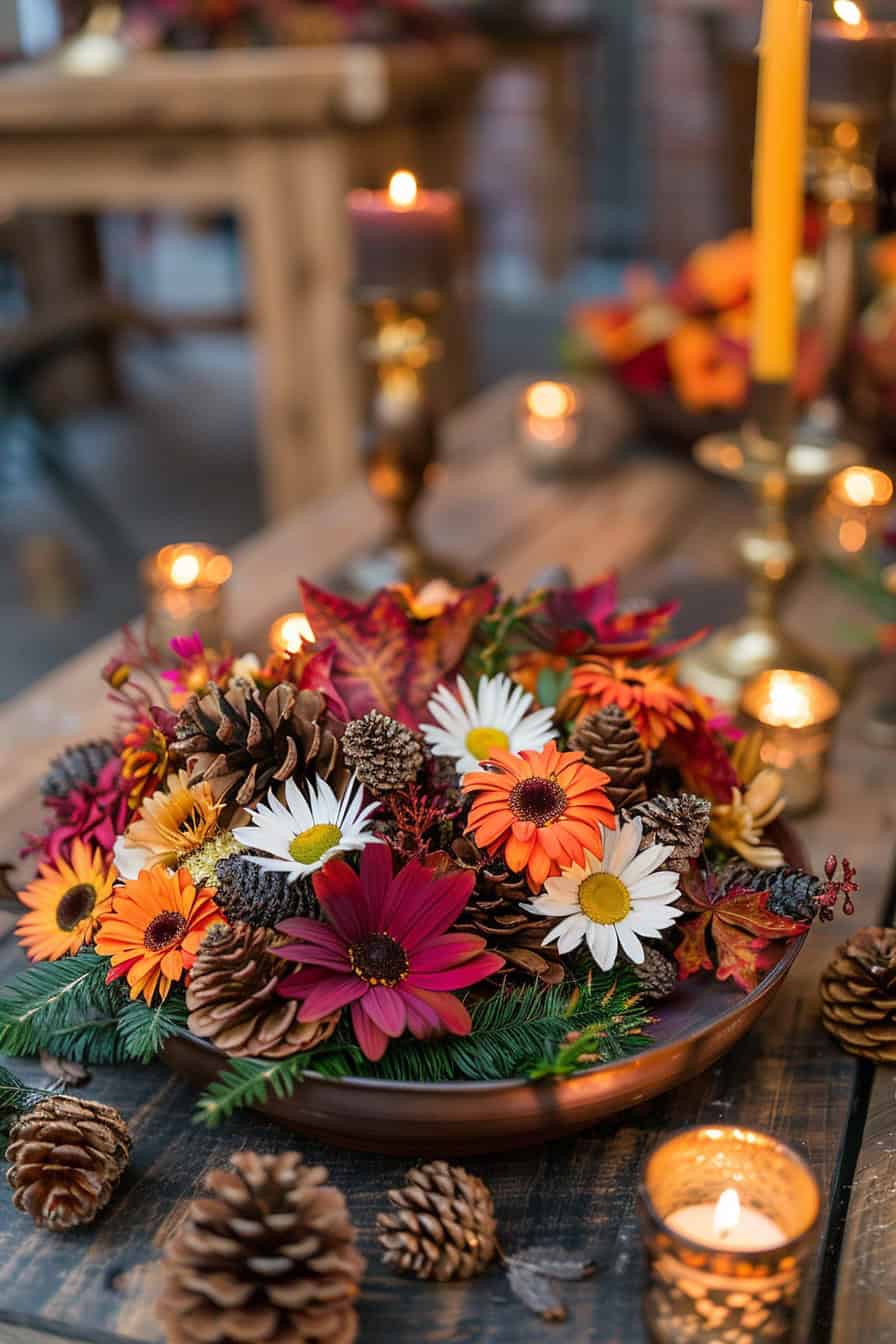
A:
0 378 894 1344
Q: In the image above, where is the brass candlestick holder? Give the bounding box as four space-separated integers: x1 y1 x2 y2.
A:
338 289 469 596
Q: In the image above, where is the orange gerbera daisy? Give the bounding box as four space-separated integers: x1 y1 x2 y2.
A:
120 717 170 809
16 839 116 961
462 741 615 892
95 867 222 1003
566 658 695 751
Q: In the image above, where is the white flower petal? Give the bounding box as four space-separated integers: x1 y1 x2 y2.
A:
554 914 590 955
629 871 681 901
586 922 618 971
615 921 645 963
607 819 643 875
619 843 671 887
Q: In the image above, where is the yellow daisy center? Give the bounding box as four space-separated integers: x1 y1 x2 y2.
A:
55 883 97 932
465 725 510 761
578 873 631 925
289 823 342 865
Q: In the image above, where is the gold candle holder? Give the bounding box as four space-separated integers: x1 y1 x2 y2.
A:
815 465 894 562
639 1126 821 1344
740 669 841 815
142 542 231 657
268 611 315 657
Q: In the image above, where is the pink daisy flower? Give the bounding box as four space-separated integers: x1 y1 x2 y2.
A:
276 847 504 1062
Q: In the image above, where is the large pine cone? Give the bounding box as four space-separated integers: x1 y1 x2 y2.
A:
6 1096 131 1231
450 836 564 986
40 739 118 799
159 1150 364 1344
569 705 651 810
820 927 896 1063
186 922 339 1059
718 859 819 924
342 710 424 795
214 854 318 929
175 682 348 808
376 1161 497 1282
622 793 711 873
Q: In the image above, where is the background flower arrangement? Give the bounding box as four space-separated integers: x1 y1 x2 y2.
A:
0 574 855 1124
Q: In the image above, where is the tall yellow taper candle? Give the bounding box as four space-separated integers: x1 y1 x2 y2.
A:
751 0 811 384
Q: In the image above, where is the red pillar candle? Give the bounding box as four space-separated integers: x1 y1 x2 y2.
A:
348 171 461 294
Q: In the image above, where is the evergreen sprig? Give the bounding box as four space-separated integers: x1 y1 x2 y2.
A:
463 593 545 680
194 1053 313 1127
0 1064 56 1141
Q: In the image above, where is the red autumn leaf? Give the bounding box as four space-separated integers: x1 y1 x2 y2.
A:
299 579 498 724
674 880 808 993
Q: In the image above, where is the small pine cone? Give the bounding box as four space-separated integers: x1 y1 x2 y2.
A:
623 793 711 873
186 922 339 1059
633 946 679 1002
159 1150 364 1344
6 1096 131 1231
214 854 317 929
175 682 348 808
40 739 118 799
569 705 651 810
718 859 819 924
820 928 896 1064
377 1160 497 1282
342 710 425 794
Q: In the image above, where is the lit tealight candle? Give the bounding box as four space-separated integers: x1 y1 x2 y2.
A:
666 1187 786 1252
518 381 581 475
818 466 894 561
142 542 231 656
268 611 315 656
348 171 461 294
741 669 841 814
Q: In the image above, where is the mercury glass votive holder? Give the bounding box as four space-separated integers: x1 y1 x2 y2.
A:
639 1127 821 1344
740 669 842 815
142 542 231 656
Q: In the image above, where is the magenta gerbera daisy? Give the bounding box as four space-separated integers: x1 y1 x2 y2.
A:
275 846 505 1062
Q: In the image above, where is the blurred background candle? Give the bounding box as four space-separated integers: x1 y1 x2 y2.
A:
816 465 894 560
268 611 314 656
741 668 842 814
639 1125 821 1344
142 542 231 655
348 171 461 294
518 380 581 473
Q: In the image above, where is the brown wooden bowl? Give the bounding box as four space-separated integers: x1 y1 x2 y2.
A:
163 824 810 1155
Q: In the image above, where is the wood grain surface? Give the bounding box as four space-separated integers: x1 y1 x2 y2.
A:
0 379 894 1343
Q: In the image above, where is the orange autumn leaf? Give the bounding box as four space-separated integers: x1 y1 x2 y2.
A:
674 879 809 993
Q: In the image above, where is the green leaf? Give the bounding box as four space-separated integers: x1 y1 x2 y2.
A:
536 664 572 710
117 992 189 1064
194 1054 312 1128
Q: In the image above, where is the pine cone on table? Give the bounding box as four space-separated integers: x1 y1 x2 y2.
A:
214 854 317 929
158 1150 364 1344
633 945 679 1002
622 793 711 873
376 1160 497 1282
342 710 424 795
717 860 818 924
449 836 564 986
569 705 652 810
5 1096 131 1231
40 739 118 799
175 682 348 808
820 927 896 1063
186 922 339 1059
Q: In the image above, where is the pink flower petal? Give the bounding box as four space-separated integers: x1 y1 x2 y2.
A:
388 868 475 949
275 918 347 953
313 860 368 944
363 985 407 1038
296 975 367 1021
403 987 472 1037
397 986 442 1033
377 859 430 933
361 843 393 927
281 945 352 972
351 1000 389 1061
408 933 489 974
406 950 504 991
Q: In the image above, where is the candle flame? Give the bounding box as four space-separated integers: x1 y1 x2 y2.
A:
271 612 314 655
388 170 418 209
833 0 864 25
838 466 893 508
169 553 202 588
713 1188 742 1240
763 670 815 728
525 381 575 419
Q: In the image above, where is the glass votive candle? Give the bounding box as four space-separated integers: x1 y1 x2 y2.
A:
816 465 894 562
639 1126 821 1344
142 542 231 656
740 669 841 815
517 380 582 475
268 611 315 656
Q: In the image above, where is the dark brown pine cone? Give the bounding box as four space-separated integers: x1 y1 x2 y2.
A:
342 710 424 794
175 682 348 808
159 1150 364 1344
633 946 679 1002
40 739 118 799
622 793 711 873
569 705 651 810
820 928 896 1064
186 922 339 1059
376 1161 497 1282
6 1096 131 1231
717 859 819 924
214 854 318 929
450 836 564 986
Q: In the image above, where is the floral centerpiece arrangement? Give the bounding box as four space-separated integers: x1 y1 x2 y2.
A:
0 577 855 1125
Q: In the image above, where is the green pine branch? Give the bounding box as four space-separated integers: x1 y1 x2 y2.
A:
0 951 123 1061
194 1053 312 1127
0 1064 56 1141
118 992 189 1064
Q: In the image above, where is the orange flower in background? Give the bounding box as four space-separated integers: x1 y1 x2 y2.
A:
120 718 169 809
96 867 222 1003
870 234 896 288
462 741 615 892
16 839 116 962
567 658 695 750
668 320 748 412
683 230 753 310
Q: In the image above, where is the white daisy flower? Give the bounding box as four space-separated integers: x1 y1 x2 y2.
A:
112 834 157 882
422 673 557 776
233 774 380 883
523 818 682 971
